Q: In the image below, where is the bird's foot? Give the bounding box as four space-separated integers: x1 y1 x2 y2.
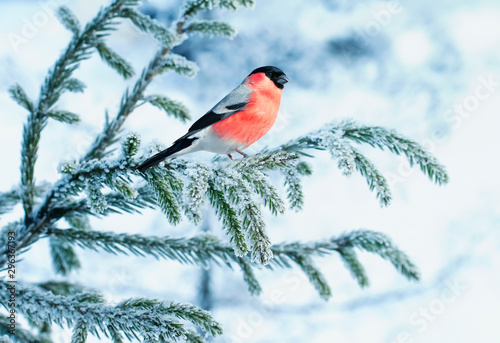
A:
227 154 233 160
235 149 248 158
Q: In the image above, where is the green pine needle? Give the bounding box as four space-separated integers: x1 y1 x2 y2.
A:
46 110 81 124
144 95 191 122
56 6 81 35
185 20 237 38
63 78 86 93
158 54 199 77
96 43 135 79
49 237 81 275
8 84 34 112
123 8 177 46
337 247 370 287
145 169 182 225
70 320 88 343
351 148 392 206
207 180 248 256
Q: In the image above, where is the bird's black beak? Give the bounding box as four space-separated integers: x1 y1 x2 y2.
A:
277 74 289 86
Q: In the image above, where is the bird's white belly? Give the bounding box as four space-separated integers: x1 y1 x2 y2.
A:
174 127 245 157
196 128 246 154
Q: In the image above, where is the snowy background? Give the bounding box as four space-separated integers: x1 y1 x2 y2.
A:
1 0 500 342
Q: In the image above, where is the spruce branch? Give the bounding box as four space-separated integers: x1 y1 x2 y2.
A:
351 148 392 206
181 0 255 18
290 254 332 300
282 166 305 211
0 190 19 217
142 95 191 122
9 0 260 268
236 257 263 295
339 121 449 185
49 236 81 275
184 21 236 38
83 31 188 161
242 169 285 215
181 0 218 18
46 228 418 298
46 229 238 267
53 185 156 220
213 168 273 265
183 164 210 223
337 247 369 287
45 110 81 124
8 84 34 112
0 335 13 343
0 316 48 343
231 150 300 170
63 78 86 93
157 54 199 78
122 8 179 47
278 120 448 206
17 0 136 221
219 0 256 10
0 281 222 342
96 43 135 79
207 179 248 256
334 230 420 281
56 6 81 35
144 169 182 224
38 281 88 296
70 320 87 343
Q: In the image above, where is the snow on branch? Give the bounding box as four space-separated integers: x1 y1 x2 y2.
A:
0 191 19 217
122 8 179 47
0 281 222 342
142 95 191 122
274 229 419 288
15 0 138 220
278 120 449 205
96 42 135 79
184 20 237 38
0 316 44 342
10 0 256 267
340 121 449 185
182 0 255 19
333 229 420 281
46 228 419 300
56 6 81 35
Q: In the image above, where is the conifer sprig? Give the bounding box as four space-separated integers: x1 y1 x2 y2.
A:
0 281 221 342
46 228 419 299
84 3 209 161
184 20 237 38
5 0 261 267
340 121 449 185
15 0 137 221
0 190 19 217
278 120 449 205
0 316 43 343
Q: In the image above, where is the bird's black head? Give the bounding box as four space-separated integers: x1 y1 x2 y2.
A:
250 66 289 89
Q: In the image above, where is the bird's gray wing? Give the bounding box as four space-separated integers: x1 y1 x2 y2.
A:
187 82 253 133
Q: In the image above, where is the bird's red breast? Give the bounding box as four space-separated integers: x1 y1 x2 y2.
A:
210 72 283 147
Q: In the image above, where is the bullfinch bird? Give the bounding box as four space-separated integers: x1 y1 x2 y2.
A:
137 66 288 172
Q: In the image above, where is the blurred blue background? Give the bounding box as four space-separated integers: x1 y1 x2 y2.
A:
1 0 499 342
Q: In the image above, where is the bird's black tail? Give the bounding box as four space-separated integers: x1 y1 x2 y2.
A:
137 137 197 173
